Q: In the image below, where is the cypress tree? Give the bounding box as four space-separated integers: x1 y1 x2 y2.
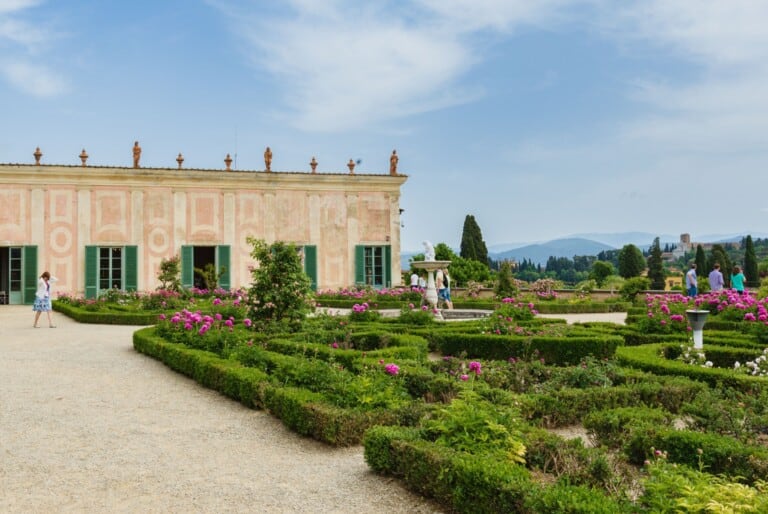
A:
745 235 759 287
460 215 489 265
709 245 732 288
695 245 707 282
647 237 666 290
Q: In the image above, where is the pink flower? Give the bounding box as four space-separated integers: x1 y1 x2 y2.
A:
215 313 223 321
158 314 166 320
331 342 339 349
213 298 222 306
468 361 482 375
460 374 469 381
384 363 400 375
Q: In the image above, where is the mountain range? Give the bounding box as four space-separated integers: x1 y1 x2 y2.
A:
402 231 768 269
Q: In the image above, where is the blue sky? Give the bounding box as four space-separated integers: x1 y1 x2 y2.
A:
2 0 768 252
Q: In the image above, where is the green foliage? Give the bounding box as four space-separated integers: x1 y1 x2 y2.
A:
619 276 650 302
695 244 708 285
708 244 733 288
246 238 313 330
459 214 489 265
194 262 226 290
397 305 435 325
745 234 759 288
434 242 457 261
422 391 526 462
589 261 614 287
647 237 666 290
617 244 646 278
641 453 768 513
495 260 518 298
447 256 491 286
157 254 182 292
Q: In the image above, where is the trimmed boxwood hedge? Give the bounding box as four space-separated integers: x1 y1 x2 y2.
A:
54 301 159 325
433 333 622 365
363 426 631 513
133 327 423 446
615 343 766 394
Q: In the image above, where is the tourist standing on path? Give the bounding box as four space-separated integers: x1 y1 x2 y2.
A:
33 271 57 328
436 268 453 309
685 263 698 297
731 265 747 295
708 263 724 292
410 271 419 289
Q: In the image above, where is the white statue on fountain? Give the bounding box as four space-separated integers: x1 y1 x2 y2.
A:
423 240 435 261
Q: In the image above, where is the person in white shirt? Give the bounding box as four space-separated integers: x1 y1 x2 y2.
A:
33 271 58 328
410 271 419 289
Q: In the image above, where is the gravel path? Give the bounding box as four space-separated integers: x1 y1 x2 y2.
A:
0 306 444 513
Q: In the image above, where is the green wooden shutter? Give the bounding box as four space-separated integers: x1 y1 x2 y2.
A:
384 245 392 288
23 245 38 304
181 245 194 289
354 245 365 286
85 246 98 299
217 245 231 290
124 245 138 291
303 245 317 291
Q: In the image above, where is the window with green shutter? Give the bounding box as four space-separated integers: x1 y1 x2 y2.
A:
303 245 317 291
354 245 391 289
216 245 231 290
22 245 37 304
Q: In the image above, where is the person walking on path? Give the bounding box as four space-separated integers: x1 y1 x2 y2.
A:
731 265 747 295
708 263 724 292
32 271 57 328
436 268 453 309
685 263 698 297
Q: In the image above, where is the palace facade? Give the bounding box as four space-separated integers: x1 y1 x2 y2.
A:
0 159 406 304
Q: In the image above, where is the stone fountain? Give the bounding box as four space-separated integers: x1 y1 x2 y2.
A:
410 241 450 309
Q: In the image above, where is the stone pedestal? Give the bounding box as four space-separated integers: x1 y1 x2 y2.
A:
411 260 451 309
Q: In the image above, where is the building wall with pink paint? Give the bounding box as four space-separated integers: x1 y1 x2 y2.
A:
0 163 406 304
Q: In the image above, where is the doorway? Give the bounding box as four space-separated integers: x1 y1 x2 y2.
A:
0 247 23 305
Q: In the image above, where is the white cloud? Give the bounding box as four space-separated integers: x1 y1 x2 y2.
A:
0 0 66 96
212 0 573 132
0 0 41 15
1 60 67 96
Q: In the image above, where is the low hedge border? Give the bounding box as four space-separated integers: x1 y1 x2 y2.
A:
364 426 630 513
615 344 766 394
54 301 159 325
432 333 622 365
624 425 768 484
133 327 417 446
519 377 706 427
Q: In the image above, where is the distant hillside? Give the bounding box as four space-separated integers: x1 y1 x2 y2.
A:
491 238 615 266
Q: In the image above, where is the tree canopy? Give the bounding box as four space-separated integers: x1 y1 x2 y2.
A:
617 244 646 278
460 215 489 265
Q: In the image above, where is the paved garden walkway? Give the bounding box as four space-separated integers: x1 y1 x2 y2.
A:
0 306 443 513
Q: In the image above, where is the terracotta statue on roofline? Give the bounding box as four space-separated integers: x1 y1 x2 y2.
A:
390 149 398 175
133 141 142 168
264 146 272 172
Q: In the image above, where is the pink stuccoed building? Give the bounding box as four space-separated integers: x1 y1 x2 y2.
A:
0 158 406 304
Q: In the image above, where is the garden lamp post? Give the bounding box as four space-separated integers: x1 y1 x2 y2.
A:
686 310 709 349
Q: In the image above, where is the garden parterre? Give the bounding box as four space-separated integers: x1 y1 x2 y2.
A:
53 286 768 513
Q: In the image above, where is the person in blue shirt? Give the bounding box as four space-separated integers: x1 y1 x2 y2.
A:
685 263 697 297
